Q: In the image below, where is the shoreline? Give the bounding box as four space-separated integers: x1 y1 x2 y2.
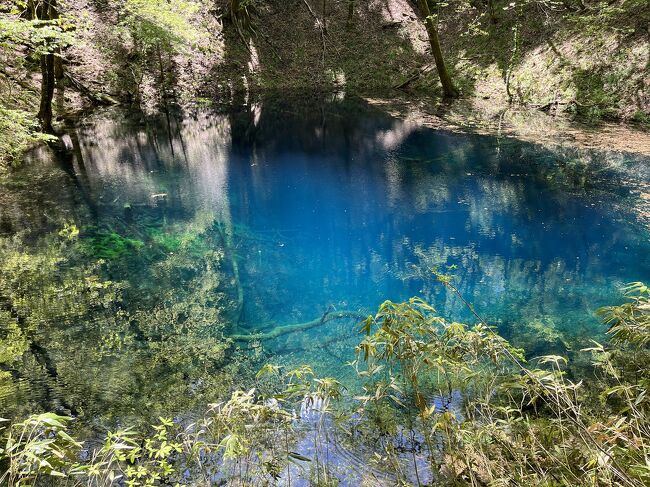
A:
365 96 650 157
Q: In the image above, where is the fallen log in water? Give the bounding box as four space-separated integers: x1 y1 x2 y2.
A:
231 310 367 342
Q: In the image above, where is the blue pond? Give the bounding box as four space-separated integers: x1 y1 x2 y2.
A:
4 94 650 417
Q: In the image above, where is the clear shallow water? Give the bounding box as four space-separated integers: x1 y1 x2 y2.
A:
1 94 650 421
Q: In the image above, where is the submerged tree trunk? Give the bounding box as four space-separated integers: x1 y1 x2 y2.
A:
417 0 459 98
231 310 366 342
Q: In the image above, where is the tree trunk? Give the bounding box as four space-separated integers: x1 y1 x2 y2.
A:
487 0 497 24
39 54 55 133
230 310 366 342
418 0 459 98
347 0 355 27
50 0 65 84
37 0 56 133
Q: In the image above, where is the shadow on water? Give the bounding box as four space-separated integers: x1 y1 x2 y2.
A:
0 91 649 430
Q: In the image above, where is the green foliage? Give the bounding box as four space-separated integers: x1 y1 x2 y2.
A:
0 1 77 164
120 0 200 53
0 219 237 421
631 111 650 126
598 282 650 347
0 413 80 486
81 230 144 260
509 316 571 356
83 418 185 486
355 298 521 405
344 287 650 485
0 108 55 169
148 227 204 255
0 283 650 486
570 69 620 122
2 221 650 487
0 2 76 56
0 365 345 485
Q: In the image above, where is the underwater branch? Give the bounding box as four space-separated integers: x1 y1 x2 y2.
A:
230 309 366 342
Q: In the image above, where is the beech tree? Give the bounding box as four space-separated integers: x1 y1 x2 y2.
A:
35 0 56 133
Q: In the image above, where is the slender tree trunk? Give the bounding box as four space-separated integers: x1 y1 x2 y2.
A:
418 0 459 98
54 54 64 83
50 0 65 84
37 0 56 133
39 53 55 133
505 24 519 103
347 0 355 27
487 0 497 24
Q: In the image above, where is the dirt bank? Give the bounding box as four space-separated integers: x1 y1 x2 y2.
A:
367 96 650 156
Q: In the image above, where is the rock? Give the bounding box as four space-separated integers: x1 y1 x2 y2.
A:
382 21 402 29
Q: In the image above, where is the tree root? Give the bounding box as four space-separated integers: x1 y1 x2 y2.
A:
231 309 366 342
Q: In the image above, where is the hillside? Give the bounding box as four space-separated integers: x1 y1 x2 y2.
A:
0 0 648 166
214 0 649 124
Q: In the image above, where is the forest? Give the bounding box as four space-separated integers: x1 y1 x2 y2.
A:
0 0 650 485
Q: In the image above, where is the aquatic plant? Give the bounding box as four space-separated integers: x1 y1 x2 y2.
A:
0 413 80 486
0 223 240 421
82 230 144 260
147 227 204 255
0 365 345 486
351 297 523 483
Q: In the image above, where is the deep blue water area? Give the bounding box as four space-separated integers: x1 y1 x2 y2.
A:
2 94 650 418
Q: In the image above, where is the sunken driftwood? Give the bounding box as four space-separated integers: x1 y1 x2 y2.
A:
231 309 366 342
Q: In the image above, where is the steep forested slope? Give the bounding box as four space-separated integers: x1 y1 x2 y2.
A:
0 0 648 165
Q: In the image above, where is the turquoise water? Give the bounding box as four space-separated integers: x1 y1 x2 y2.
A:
2 94 650 420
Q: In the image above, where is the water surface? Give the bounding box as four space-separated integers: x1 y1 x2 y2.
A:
1 94 649 421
